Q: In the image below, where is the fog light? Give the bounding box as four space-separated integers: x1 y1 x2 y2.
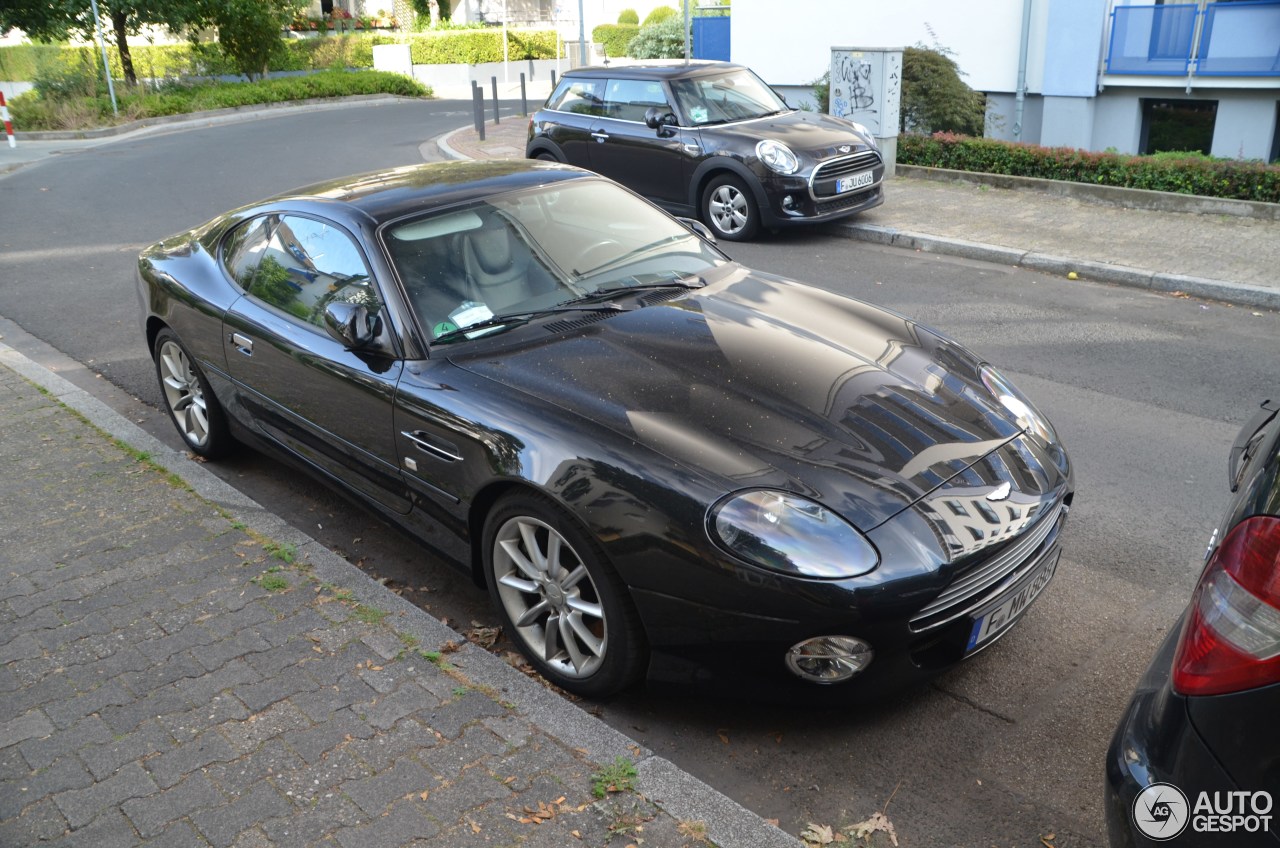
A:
781 195 796 210
785 636 873 684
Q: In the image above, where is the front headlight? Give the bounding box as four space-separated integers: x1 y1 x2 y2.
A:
980 364 1057 445
709 490 879 578
848 121 878 150
756 139 799 175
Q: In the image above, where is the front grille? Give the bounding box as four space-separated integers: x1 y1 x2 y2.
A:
909 500 1066 632
813 151 881 182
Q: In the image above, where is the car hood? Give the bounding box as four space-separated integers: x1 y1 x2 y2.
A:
704 109 876 159
451 267 1068 537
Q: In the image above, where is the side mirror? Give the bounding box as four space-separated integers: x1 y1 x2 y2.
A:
676 216 717 244
324 301 378 349
644 106 677 131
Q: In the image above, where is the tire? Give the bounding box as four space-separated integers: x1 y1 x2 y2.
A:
153 328 232 459
533 151 560 162
482 492 646 698
701 173 760 241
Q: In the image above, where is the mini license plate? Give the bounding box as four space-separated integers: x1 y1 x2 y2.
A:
966 548 1061 652
837 171 875 193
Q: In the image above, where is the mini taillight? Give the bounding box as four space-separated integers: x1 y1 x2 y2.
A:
1172 516 1280 696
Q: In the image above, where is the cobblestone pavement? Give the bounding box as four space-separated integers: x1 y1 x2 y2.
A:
0 346 800 848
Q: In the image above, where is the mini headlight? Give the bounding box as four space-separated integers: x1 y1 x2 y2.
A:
848 121 878 149
980 364 1057 445
756 139 799 175
709 490 879 578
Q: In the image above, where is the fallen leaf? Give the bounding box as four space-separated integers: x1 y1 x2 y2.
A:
766 818 780 827
419 790 429 800
802 823 835 845
464 625 501 649
847 811 898 847
717 728 730 745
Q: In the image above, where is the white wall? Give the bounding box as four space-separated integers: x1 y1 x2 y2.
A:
731 0 1034 92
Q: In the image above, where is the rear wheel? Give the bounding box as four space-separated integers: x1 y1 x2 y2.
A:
483 492 646 698
153 328 232 459
702 173 760 241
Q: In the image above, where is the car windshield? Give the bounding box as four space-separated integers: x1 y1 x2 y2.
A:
669 68 789 126
382 179 726 342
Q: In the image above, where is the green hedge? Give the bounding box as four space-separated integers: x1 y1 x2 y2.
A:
9 69 429 130
0 31 562 82
592 23 639 57
898 132 1280 204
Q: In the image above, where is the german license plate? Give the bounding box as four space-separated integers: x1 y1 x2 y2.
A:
837 171 874 193
966 548 1061 652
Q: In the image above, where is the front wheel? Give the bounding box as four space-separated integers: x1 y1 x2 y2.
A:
483 493 646 698
701 173 760 241
153 328 232 459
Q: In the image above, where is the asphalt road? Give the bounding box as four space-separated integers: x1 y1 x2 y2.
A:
2 99 1277 847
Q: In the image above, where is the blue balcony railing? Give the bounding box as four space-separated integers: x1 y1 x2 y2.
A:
1106 1 1280 77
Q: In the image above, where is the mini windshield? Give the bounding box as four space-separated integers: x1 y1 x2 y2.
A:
382 179 726 341
670 68 789 126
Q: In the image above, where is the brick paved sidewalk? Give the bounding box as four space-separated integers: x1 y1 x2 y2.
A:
0 347 799 848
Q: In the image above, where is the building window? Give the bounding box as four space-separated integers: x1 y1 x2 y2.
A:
1140 98 1217 155
1272 102 1280 164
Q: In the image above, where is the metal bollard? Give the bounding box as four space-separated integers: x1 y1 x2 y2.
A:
491 77 500 125
473 86 485 141
520 73 527 117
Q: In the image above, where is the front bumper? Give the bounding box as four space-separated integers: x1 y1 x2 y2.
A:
756 167 885 229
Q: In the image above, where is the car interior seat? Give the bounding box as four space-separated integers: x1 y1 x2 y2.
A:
460 214 546 313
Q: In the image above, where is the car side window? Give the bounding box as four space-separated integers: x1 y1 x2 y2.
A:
238 214 381 330
547 78 605 116
603 79 671 123
223 216 274 289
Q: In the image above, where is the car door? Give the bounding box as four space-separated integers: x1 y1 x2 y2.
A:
221 212 411 514
540 77 606 168
586 78 692 207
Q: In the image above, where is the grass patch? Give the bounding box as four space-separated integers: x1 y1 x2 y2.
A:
591 756 638 799
10 69 430 131
253 569 290 591
352 603 389 625
262 541 297 563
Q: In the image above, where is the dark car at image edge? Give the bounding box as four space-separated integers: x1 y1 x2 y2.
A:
137 160 1071 703
526 61 884 241
1105 398 1280 846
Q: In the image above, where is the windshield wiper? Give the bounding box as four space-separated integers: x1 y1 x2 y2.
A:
570 234 691 279
432 304 624 344
565 276 706 306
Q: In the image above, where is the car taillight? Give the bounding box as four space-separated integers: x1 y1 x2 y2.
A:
1172 515 1280 696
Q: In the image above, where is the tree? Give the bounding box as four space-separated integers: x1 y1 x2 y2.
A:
627 15 684 59
0 0 208 86
212 0 301 81
900 45 986 136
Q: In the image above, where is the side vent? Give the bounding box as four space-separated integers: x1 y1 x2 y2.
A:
544 312 614 334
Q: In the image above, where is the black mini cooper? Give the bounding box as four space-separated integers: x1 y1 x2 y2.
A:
526 61 884 241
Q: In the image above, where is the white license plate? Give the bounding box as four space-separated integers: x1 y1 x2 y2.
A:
966 548 1060 652
836 171 875 193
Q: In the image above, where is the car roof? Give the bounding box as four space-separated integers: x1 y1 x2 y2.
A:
257 161 592 227
564 61 750 81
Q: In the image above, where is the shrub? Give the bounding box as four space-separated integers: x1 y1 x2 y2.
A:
593 24 639 57
628 16 685 59
642 6 680 25
617 8 639 24
897 132 1280 204
900 46 985 135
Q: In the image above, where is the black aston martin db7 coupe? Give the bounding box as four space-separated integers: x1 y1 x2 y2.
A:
138 160 1073 699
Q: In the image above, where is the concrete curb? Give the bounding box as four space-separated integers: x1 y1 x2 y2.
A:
832 222 1280 312
0 339 804 848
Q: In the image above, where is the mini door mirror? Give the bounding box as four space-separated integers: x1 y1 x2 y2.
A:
675 216 717 244
644 106 677 130
324 301 377 349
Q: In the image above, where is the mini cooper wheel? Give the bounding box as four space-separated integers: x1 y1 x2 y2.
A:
483 493 646 697
702 173 760 241
153 328 231 459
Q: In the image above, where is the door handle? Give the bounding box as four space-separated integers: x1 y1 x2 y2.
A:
231 333 253 355
591 130 610 143
401 430 462 463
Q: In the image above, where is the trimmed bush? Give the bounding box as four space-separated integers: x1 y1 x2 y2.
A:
898 132 1280 204
0 30 561 82
617 9 639 25
628 17 685 59
642 6 680 25
592 24 639 58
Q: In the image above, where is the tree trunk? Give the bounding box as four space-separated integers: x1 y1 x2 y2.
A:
111 10 136 86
